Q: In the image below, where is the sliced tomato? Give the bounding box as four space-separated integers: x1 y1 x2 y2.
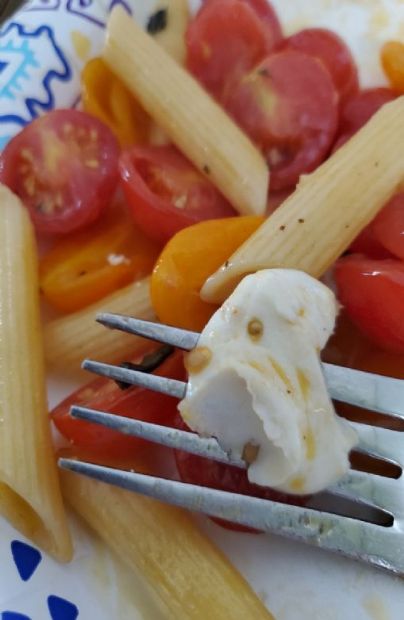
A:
335 256 404 353
119 145 236 243
151 216 264 331
372 193 404 261
334 87 396 148
284 28 358 105
349 225 392 259
40 204 161 313
51 350 186 460
0 110 120 235
381 41 404 94
186 0 276 101
225 50 338 191
174 414 307 532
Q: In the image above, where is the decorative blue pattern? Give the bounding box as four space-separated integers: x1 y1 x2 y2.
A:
11 541 42 582
47 596 79 620
25 0 62 11
2 541 79 618
66 0 105 27
0 21 71 128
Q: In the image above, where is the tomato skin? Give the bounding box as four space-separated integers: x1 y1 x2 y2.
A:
174 414 307 533
51 351 186 460
151 216 264 331
119 145 235 243
40 204 161 313
284 28 359 105
187 0 276 101
349 225 392 259
225 50 338 190
0 110 120 236
335 256 404 353
372 193 404 261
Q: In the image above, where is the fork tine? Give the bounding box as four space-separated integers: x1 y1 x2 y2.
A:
323 363 404 421
59 458 404 575
82 359 187 399
96 313 199 351
329 470 403 515
70 405 245 468
350 422 404 467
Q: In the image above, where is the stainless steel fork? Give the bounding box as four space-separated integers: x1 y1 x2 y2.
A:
59 313 404 576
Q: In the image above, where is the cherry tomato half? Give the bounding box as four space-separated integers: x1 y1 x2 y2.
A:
381 41 404 94
284 28 359 105
0 110 120 235
186 0 276 101
151 216 264 331
225 50 338 191
40 204 161 313
119 145 236 243
334 87 396 149
51 350 186 461
174 414 307 532
372 193 404 261
335 256 404 353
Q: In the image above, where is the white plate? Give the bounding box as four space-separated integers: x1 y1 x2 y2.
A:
1 0 404 618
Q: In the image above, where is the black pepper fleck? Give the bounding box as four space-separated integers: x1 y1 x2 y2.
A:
279 225 286 231
147 8 168 35
203 164 211 175
258 68 270 77
298 218 305 223
79 270 87 277
224 260 230 268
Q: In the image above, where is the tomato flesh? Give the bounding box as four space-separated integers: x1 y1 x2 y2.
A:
119 145 236 243
187 0 277 101
225 50 338 190
51 351 186 460
0 109 120 235
335 256 404 353
284 28 359 105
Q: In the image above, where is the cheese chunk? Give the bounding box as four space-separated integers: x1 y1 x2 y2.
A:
179 269 357 495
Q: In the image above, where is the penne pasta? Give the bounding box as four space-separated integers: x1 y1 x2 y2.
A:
44 278 155 373
103 7 269 217
148 0 190 145
202 97 404 303
0 185 72 561
150 0 190 64
62 471 274 620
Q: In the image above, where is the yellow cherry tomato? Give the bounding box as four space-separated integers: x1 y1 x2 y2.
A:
40 204 161 313
381 41 404 93
81 57 149 147
151 216 264 331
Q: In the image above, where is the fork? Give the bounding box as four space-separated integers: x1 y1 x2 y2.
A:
59 313 404 576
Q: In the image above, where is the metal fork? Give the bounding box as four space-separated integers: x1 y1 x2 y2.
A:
59 313 404 576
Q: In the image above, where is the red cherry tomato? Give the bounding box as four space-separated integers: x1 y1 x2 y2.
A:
372 193 404 261
334 87 396 148
284 28 359 105
51 350 186 460
0 110 119 236
119 145 236 243
225 50 338 190
335 256 404 353
174 414 308 533
349 225 392 259
186 0 276 100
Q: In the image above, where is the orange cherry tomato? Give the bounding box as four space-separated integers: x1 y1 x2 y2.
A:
81 57 149 147
40 205 161 313
381 41 404 93
151 216 264 331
